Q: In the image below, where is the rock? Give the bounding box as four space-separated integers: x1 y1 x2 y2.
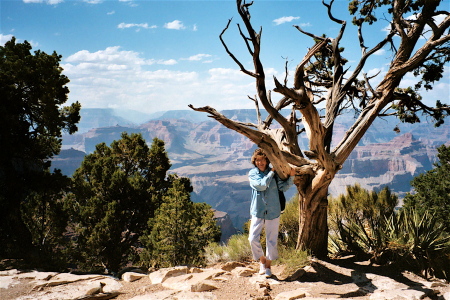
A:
3 271 122 300
0 269 21 276
191 281 219 292
285 268 306 282
369 288 426 300
220 261 246 271
231 266 255 277
129 290 218 300
190 267 203 273
116 267 145 279
149 266 189 284
128 290 177 300
213 209 238 243
443 291 450 300
248 274 282 286
256 282 271 297
122 272 147 282
161 269 224 292
274 288 308 300
351 271 371 284
85 282 106 295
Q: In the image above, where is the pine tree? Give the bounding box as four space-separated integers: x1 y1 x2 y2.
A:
404 144 450 232
66 133 171 273
141 175 220 268
0 37 80 259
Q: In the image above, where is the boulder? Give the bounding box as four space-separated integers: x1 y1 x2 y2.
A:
128 290 218 300
231 266 255 277
220 261 246 272
274 288 308 300
161 269 224 292
369 288 426 300
149 266 189 284
443 291 450 300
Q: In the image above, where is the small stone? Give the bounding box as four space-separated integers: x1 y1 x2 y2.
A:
122 272 147 282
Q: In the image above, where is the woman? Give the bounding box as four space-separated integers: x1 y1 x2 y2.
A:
248 148 295 277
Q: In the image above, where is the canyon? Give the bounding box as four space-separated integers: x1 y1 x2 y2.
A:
52 108 450 232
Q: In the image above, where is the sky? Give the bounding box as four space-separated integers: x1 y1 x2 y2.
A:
1 0 449 117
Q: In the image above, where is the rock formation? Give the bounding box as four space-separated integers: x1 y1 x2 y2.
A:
53 109 450 231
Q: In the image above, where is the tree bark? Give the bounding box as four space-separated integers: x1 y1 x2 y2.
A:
296 186 329 257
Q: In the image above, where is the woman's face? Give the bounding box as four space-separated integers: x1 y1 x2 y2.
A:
255 155 268 172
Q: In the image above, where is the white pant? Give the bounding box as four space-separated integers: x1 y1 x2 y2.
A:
248 216 280 261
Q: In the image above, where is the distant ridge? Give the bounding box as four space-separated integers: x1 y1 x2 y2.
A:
77 108 135 133
153 110 210 123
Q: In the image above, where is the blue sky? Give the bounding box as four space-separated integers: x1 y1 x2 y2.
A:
1 0 449 116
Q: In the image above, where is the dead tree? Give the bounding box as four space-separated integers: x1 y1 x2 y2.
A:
189 0 450 257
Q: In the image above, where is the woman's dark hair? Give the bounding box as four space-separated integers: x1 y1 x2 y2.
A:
251 148 270 167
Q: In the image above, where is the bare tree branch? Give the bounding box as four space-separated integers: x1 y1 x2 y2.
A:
220 18 257 78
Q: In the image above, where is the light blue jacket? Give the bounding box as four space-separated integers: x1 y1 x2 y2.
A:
249 167 294 220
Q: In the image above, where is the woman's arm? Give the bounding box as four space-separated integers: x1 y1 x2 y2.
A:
249 168 275 191
276 168 296 192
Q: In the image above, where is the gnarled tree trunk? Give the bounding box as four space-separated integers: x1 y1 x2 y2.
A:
189 0 450 257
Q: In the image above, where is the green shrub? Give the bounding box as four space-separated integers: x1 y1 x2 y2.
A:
204 234 252 264
276 246 310 277
328 184 398 256
385 208 450 279
328 184 450 280
279 195 300 249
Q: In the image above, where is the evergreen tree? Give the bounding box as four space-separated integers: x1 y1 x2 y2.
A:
141 175 221 268
404 144 450 232
0 37 80 259
21 169 71 269
66 133 171 273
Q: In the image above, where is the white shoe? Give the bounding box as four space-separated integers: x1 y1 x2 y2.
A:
265 268 272 277
259 263 265 275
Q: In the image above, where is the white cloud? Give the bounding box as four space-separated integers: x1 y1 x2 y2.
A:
273 16 300 26
359 64 449 108
0 35 39 48
383 13 447 39
299 22 312 27
23 0 63 4
0 34 14 45
61 47 257 114
107 11 115 15
117 22 156 30
373 49 386 56
183 54 212 62
157 59 177 65
164 20 185 30
83 0 102 4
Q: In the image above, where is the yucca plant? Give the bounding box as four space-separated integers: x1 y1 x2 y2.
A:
387 208 450 279
328 185 397 257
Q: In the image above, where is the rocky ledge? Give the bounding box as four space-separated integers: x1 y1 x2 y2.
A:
1 259 450 300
